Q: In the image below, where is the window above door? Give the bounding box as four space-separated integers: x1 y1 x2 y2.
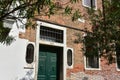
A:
40 26 63 43
37 21 66 47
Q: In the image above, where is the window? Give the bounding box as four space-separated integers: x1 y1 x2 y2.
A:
84 34 100 70
40 26 63 43
26 43 34 64
67 49 72 66
86 55 99 68
116 53 120 69
116 44 120 69
67 48 74 68
82 0 97 9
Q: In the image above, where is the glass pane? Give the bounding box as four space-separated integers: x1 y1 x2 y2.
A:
92 0 96 7
117 54 120 69
67 49 72 66
40 26 63 43
117 56 120 69
26 44 34 64
84 0 96 8
86 56 99 68
116 44 120 69
84 0 91 7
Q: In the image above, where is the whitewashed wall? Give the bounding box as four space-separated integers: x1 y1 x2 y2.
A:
0 1 36 79
0 19 35 80
0 38 28 80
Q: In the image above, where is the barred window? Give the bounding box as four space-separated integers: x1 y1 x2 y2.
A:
40 26 63 43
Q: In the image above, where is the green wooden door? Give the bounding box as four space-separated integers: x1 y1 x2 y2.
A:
37 51 57 80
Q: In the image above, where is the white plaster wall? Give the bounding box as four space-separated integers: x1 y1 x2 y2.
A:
0 19 35 80
0 38 28 80
0 1 35 79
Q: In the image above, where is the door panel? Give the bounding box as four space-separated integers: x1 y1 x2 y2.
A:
47 52 57 80
38 52 46 80
37 51 57 80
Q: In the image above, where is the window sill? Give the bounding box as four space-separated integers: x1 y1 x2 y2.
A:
85 68 101 70
83 5 97 10
116 67 120 71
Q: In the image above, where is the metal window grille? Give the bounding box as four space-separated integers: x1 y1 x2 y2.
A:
40 26 63 43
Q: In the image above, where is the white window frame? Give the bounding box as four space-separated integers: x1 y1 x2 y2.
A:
84 55 101 70
67 47 74 69
82 0 97 10
83 32 100 70
24 41 35 69
38 21 66 47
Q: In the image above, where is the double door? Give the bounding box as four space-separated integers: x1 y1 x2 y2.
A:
37 51 57 80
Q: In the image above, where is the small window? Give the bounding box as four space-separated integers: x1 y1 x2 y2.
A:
26 43 34 64
67 48 74 68
82 0 97 9
67 49 72 66
116 53 120 69
116 44 120 69
84 34 100 70
86 56 99 68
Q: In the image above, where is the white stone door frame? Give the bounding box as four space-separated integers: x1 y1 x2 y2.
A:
35 21 67 80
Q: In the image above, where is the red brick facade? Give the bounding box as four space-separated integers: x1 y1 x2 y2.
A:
19 0 120 80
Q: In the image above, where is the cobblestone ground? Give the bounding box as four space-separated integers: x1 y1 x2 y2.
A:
67 72 104 80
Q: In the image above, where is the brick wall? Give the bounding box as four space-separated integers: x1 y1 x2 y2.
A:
67 57 120 80
19 27 36 42
19 0 120 80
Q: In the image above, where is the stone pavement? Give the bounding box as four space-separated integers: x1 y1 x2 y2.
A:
67 72 104 80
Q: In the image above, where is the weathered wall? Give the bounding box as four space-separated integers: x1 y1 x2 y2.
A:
18 0 120 80
0 20 36 80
